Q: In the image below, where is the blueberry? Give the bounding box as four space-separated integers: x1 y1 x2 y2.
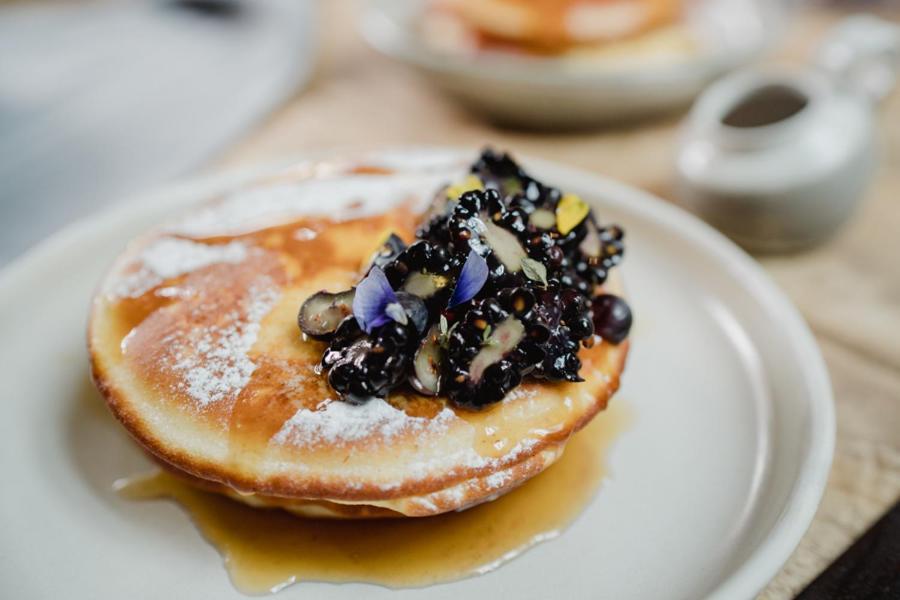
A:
297 288 355 339
592 294 632 344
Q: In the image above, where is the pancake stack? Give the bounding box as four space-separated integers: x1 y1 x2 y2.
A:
88 151 629 518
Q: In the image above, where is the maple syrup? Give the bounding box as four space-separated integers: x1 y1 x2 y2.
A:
116 401 629 594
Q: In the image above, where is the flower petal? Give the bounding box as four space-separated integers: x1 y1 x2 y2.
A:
449 250 488 307
353 266 398 333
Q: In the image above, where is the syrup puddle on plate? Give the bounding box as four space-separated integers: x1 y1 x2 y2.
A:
115 401 630 595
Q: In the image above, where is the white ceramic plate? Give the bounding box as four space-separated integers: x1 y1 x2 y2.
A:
0 149 832 599
361 0 786 127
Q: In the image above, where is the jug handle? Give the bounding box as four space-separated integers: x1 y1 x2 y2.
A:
816 15 900 104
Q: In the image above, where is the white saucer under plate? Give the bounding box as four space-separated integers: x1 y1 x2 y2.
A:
362 0 785 127
0 149 832 599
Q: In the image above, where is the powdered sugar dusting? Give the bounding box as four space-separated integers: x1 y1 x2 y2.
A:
505 385 539 402
373 437 543 492
484 469 512 490
170 280 280 406
363 148 469 172
273 398 457 448
168 171 459 238
110 238 248 298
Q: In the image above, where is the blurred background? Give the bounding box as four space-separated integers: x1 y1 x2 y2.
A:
1 0 897 264
1 0 898 597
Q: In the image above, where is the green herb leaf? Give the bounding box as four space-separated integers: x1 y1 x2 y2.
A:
521 257 548 286
439 315 448 336
482 325 492 342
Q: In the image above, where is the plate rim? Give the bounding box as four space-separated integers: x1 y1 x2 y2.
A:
527 154 835 599
0 147 834 599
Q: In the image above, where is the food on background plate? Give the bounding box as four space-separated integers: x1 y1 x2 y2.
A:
88 149 631 519
422 0 695 67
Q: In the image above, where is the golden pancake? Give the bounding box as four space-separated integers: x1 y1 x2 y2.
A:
88 152 629 517
439 0 680 52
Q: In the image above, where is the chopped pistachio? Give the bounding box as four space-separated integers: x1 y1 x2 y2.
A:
445 175 483 199
556 193 589 235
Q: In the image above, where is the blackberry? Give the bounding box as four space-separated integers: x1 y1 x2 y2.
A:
470 148 544 203
471 148 528 182
383 241 452 284
367 233 406 271
329 315 364 349
419 188 534 296
572 218 626 288
442 297 532 408
525 288 593 382
470 149 625 293
323 319 418 402
416 211 452 248
383 241 459 320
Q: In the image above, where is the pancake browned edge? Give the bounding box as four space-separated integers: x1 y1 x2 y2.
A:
88 152 630 518
435 0 680 52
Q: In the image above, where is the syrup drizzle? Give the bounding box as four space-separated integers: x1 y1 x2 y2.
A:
116 401 630 595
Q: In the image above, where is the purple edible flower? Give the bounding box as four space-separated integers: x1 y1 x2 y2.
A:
448 250 488 308
353 267 399 333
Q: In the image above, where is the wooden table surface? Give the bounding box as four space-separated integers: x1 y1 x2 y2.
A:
217 1 900 596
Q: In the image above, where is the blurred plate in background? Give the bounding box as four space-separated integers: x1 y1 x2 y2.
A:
362 0 786 128
0 0 316 264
